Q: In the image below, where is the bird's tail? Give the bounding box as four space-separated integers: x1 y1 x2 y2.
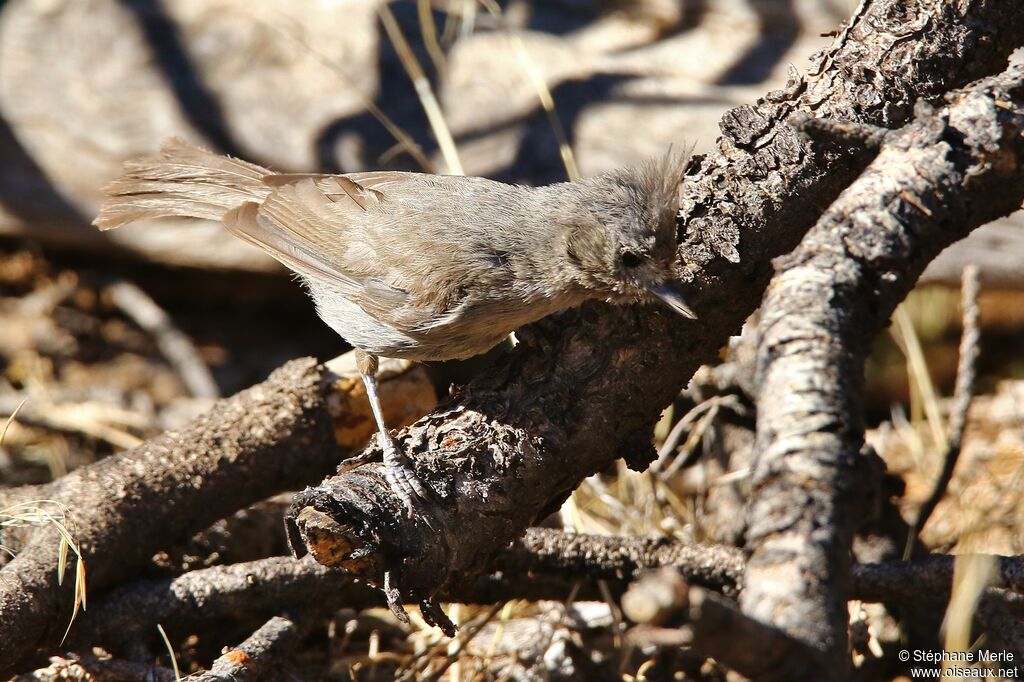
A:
94 138 273 230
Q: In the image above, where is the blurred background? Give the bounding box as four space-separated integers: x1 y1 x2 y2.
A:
2 1 1024 677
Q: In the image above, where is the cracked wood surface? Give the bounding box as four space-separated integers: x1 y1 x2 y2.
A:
288 0 1024 610
746 64 1024 678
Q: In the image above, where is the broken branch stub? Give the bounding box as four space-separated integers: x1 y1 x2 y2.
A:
285 0 1024 621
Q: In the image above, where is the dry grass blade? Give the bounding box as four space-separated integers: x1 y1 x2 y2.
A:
0 398 26 446
941 553 996 672
379 1 464 175
259 7 436 173
0 402 28 561
892 306 946 451
0 499 88 642
418 0 447 73
157 623 183 682
477 0 579 181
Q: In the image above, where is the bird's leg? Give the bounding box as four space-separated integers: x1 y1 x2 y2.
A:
356 349 429 516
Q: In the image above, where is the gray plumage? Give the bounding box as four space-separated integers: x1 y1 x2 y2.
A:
95 139 694 363
96 137 695 549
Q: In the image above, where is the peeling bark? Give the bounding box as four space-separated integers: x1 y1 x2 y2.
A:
746 63 1024 678
288 0 1024 615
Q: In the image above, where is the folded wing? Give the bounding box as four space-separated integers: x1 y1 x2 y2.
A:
225 172 463 331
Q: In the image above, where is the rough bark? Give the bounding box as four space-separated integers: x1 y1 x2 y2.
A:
0 0 848 269
500 528 745 597
288 0 1024 611
4 0 1023 287
194 614 306 682
69 531 1024 667
0 356 435 676
745 63 1024 678
69 557 369 654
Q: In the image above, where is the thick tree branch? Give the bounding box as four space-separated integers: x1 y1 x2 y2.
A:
0 356 435 676
288 0 1024 611
66 531 1024 666
745 63 1024 678
72 528 743 654
69 557 371 654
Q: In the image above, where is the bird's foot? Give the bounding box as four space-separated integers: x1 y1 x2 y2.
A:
380 435 432 520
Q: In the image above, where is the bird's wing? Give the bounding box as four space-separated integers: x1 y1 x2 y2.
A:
232 172 466 330
222 201 360 292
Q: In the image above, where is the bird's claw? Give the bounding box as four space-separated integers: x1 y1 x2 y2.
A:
380 436 432 520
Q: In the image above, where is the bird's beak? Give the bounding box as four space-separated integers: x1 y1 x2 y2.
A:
650 283 697 319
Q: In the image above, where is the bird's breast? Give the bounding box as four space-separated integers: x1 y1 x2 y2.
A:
310 277 586 362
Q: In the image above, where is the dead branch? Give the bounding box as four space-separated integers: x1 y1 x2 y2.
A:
910 264 982 544
623 572 824 679
286 0 1024 617
69 556 370 654
497 528 745 596
157 495 294 573
0 355 435 676
61 529 1024 665
72 528 743 656
505 532 1024 613
745 64 1024 678
504 532 1024 616
194 614 306 682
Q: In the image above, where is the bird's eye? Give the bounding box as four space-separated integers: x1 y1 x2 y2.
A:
620 250 642 268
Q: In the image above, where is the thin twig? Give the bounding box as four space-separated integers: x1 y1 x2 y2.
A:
654 395 743 479
906 264 982 555
106 281 219 400
477 0 579 180
263 7 437 172
378 1 464 175
653 399 717 466
193 613 306 682
398 604 502 682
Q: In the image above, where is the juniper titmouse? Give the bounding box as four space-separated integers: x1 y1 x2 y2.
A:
95 139 696 516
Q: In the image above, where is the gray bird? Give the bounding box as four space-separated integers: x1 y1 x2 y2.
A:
94 139 696 514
